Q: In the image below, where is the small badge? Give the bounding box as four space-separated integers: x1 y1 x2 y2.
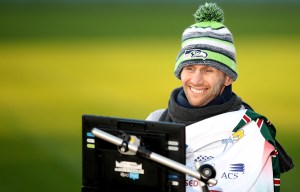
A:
184 49 208 60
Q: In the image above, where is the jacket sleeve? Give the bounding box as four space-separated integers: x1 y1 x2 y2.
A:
232 110 283 192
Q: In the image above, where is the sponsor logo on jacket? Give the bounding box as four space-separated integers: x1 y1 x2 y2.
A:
221 129 244 152
221 163 245 179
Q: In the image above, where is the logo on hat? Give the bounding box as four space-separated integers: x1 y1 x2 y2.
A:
184 49 208 60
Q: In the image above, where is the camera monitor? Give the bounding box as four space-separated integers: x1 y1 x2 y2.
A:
82 115 186 192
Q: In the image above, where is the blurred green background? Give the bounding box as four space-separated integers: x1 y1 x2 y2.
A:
0 0 299 191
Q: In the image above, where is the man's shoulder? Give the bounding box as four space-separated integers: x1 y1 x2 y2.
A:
146 109 166 121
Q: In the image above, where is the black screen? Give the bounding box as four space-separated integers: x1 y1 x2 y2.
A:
82 115 186 192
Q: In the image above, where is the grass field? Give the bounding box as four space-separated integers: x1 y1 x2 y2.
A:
0 2 299 191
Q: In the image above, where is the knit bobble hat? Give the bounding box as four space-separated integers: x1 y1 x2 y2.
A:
174 3 238 81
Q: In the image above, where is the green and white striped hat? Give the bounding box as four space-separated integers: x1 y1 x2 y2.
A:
175 3 238 81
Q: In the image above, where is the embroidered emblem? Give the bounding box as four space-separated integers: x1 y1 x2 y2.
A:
184 49 208 59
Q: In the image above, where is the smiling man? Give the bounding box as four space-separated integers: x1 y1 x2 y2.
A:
146 3 293 192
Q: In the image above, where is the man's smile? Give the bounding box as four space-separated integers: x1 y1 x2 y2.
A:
190 87 206 94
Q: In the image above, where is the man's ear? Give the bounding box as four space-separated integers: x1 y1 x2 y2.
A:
224 76 234 86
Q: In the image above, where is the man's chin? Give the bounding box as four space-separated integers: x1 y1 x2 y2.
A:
188 99 207 107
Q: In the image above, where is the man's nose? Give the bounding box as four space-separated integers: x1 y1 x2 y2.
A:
190 70 204 85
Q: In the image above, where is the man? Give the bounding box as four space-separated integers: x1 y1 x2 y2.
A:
146 3 293 192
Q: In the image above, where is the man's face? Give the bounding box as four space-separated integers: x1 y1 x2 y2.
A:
180 64 233 107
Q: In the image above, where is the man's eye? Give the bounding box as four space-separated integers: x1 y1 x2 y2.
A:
204 68 214 73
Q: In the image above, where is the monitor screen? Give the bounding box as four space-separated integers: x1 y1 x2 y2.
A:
82 115 186 192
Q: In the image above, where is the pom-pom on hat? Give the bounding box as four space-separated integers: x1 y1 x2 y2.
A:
174 2 238 81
